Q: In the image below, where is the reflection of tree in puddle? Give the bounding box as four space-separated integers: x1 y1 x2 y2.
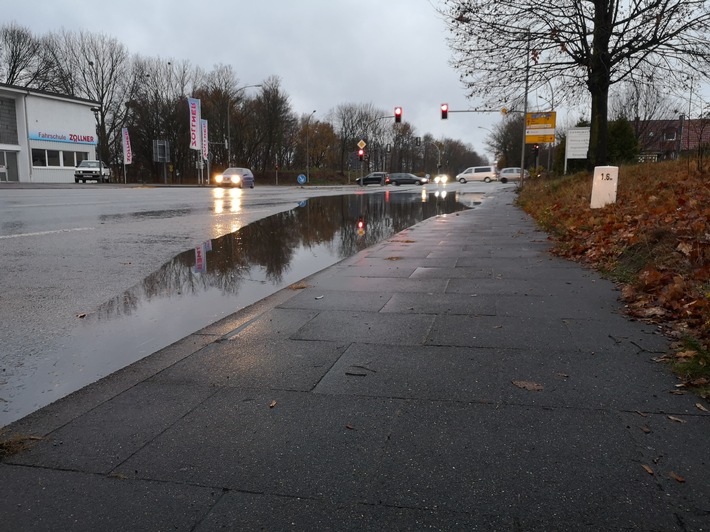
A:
94 193 469 320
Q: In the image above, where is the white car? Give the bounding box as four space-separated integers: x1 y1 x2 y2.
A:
455 165 499 183
74 160 111 183
499 167 530 182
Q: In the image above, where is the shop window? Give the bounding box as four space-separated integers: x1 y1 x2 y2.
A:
47 150 60 167
32 149 47 166
63 151 84 167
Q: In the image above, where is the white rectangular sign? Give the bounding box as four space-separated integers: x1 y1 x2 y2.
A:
590 166 619 208
566 127 590 159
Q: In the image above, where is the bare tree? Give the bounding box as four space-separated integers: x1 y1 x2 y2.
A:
45 30 137 170
329 102 380 173
250 76 295 173
485 114 527 168
0 22 53 88
440 0 710 168
609 78 681 153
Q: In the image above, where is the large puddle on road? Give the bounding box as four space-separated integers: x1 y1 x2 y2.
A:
2 190 482 427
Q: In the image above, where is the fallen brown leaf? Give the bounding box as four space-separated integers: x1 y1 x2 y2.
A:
667 415 687 424
641 425 652 434
345 424 356 430
695 403 709 413
669 471 686 483
642 464 654 475
269 400 277 409
635 410 649 418
512 380 544 391
76 313 87 319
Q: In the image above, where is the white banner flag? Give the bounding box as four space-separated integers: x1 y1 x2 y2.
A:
201 119 209 161
188 97 201 151
121 127 132 165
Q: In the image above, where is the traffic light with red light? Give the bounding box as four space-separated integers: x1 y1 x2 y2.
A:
441 103 448 120
532 144 540 156
358 148 364 161
357 217 366 235
394 107 402 123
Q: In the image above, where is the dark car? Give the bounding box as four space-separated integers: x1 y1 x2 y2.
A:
356 172 390 186
389 172 429 186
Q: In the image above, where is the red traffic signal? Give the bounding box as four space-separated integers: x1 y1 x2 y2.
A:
441 103 448 120
358 148 364 161
394 106 402 123
532 144 540 156
357 217 366 234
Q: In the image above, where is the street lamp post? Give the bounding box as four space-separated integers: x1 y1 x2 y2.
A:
91 106 104 179
305 110 316 182
425 141 442 174
538 77 556 173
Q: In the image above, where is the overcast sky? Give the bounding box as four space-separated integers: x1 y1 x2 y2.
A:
10 0 508 161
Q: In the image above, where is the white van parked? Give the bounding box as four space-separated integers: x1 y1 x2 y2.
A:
456 165 499 183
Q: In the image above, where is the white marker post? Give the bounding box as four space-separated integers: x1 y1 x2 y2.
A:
590 166 619 208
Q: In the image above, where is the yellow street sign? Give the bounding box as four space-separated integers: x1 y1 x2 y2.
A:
526 112 556 144
526 134 556 144
357 139 366 150
526 111 556 127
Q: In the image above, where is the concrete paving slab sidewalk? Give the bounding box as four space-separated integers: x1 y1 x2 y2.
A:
2 189 709 531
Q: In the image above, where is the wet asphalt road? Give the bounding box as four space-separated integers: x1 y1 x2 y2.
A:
0 181 498 426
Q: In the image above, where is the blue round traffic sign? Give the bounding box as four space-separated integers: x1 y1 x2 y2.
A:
297 174 307 185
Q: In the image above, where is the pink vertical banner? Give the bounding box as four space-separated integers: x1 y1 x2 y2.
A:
188 98 201 151
121 128 132 164
201 119 209 161
194 243 207 273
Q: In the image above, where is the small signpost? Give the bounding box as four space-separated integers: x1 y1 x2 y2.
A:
564 127 590 173
591 166 619 208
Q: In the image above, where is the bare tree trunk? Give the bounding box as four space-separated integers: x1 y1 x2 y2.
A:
588 0 613 168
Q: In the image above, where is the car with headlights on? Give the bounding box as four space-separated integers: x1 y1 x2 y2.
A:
389 172 429 186
433 174 449 184
214 167 255 188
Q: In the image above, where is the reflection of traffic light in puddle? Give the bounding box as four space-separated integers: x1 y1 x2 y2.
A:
357 217 365 235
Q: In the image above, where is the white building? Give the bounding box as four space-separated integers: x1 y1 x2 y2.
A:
0 82 100 183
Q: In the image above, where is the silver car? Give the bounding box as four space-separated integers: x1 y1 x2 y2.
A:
499 167 530 182
214 167 255 188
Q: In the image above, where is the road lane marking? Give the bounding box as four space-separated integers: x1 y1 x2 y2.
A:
0 227 95 239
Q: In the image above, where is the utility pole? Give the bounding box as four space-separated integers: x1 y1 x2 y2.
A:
519 30 531 187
